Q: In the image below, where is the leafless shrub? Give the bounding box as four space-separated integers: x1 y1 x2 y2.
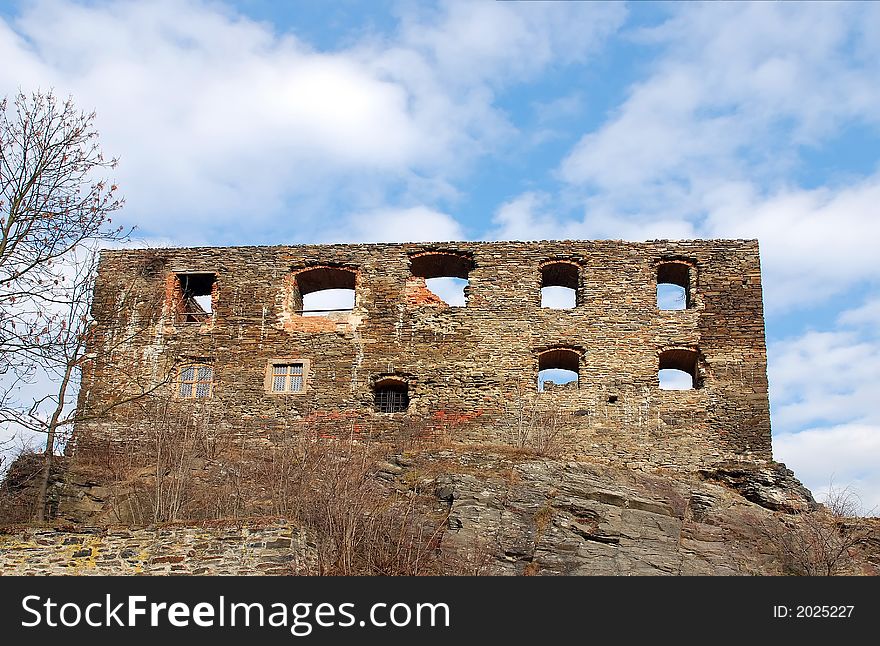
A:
506 386 571 457
0 445 48 523
761 483 877 576
75 411 485 574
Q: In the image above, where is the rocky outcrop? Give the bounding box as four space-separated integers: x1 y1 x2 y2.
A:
697 461 817 513
390 449 843 575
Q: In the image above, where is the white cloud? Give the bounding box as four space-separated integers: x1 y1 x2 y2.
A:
302 289 355 316
490 192 566 241
769 328 880 431
397 1 625 88
2 0 425 237
425 277 467 306
775 424 880 515
658 369 694 390
702 177 880 310
769 296 880 419
0 0 625 244
539 2 880 312
838 297 880 327
331 206 465 244
540 286 576 310
561 2 880 191
767 296 880 512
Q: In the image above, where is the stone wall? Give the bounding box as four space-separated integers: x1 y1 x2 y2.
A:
0 521 314 575
76 239 771 470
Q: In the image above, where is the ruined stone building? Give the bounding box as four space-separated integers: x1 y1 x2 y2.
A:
76 240 772 471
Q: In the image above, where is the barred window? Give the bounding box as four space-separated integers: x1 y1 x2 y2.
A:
374 380 409 413
271 363 305 393
178 364 213 399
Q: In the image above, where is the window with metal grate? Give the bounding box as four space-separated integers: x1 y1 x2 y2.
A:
374 382 409 413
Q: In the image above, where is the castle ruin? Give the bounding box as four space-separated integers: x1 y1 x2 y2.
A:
75 239 772 471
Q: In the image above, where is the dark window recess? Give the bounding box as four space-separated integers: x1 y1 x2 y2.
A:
540 261 579 309
374 381 409 413
177 273 216 323
659 348 700 389
409 251 474 306
537 347 580 391
293 266 357 316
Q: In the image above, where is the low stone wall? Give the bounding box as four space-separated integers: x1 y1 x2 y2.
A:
0 521 314 575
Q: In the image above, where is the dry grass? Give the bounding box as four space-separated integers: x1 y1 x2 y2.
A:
53 402 493 575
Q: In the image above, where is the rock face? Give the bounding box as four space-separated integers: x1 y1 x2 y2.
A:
407 450 826 575
697 461 818 513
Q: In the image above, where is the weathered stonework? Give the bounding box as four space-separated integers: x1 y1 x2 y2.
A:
0 521 314 575
76 240 771 470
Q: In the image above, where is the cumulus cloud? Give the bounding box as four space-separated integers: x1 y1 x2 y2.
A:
702 178 880 310
330 206 465 244
560 2 880 191
768 329 880 431
0 0 624 244
490 191 700 242
767 297 880 512
775 424 880 515
397 0 625 88
490 193 567 241
837 297 880 328
2 0 424 239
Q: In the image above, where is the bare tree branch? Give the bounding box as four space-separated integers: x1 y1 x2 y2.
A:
0 90 132 521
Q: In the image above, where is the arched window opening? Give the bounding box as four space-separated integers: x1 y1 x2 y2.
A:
658 348 699 390
410 252 473 306
374 378 409 413
537 348 580 392
541 262 578 309
293 266 357 316
657 262 691 310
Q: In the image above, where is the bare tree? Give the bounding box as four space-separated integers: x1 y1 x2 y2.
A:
0 90 128 521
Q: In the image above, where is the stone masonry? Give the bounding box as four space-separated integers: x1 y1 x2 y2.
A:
75 240 771 470
0 521 314 575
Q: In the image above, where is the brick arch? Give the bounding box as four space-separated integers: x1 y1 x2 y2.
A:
538 347 582 373
409 251 474 279
292 266 357 295
658 347 701 388
539 259 580 291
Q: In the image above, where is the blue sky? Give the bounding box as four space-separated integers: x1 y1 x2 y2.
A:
1 0 878 512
